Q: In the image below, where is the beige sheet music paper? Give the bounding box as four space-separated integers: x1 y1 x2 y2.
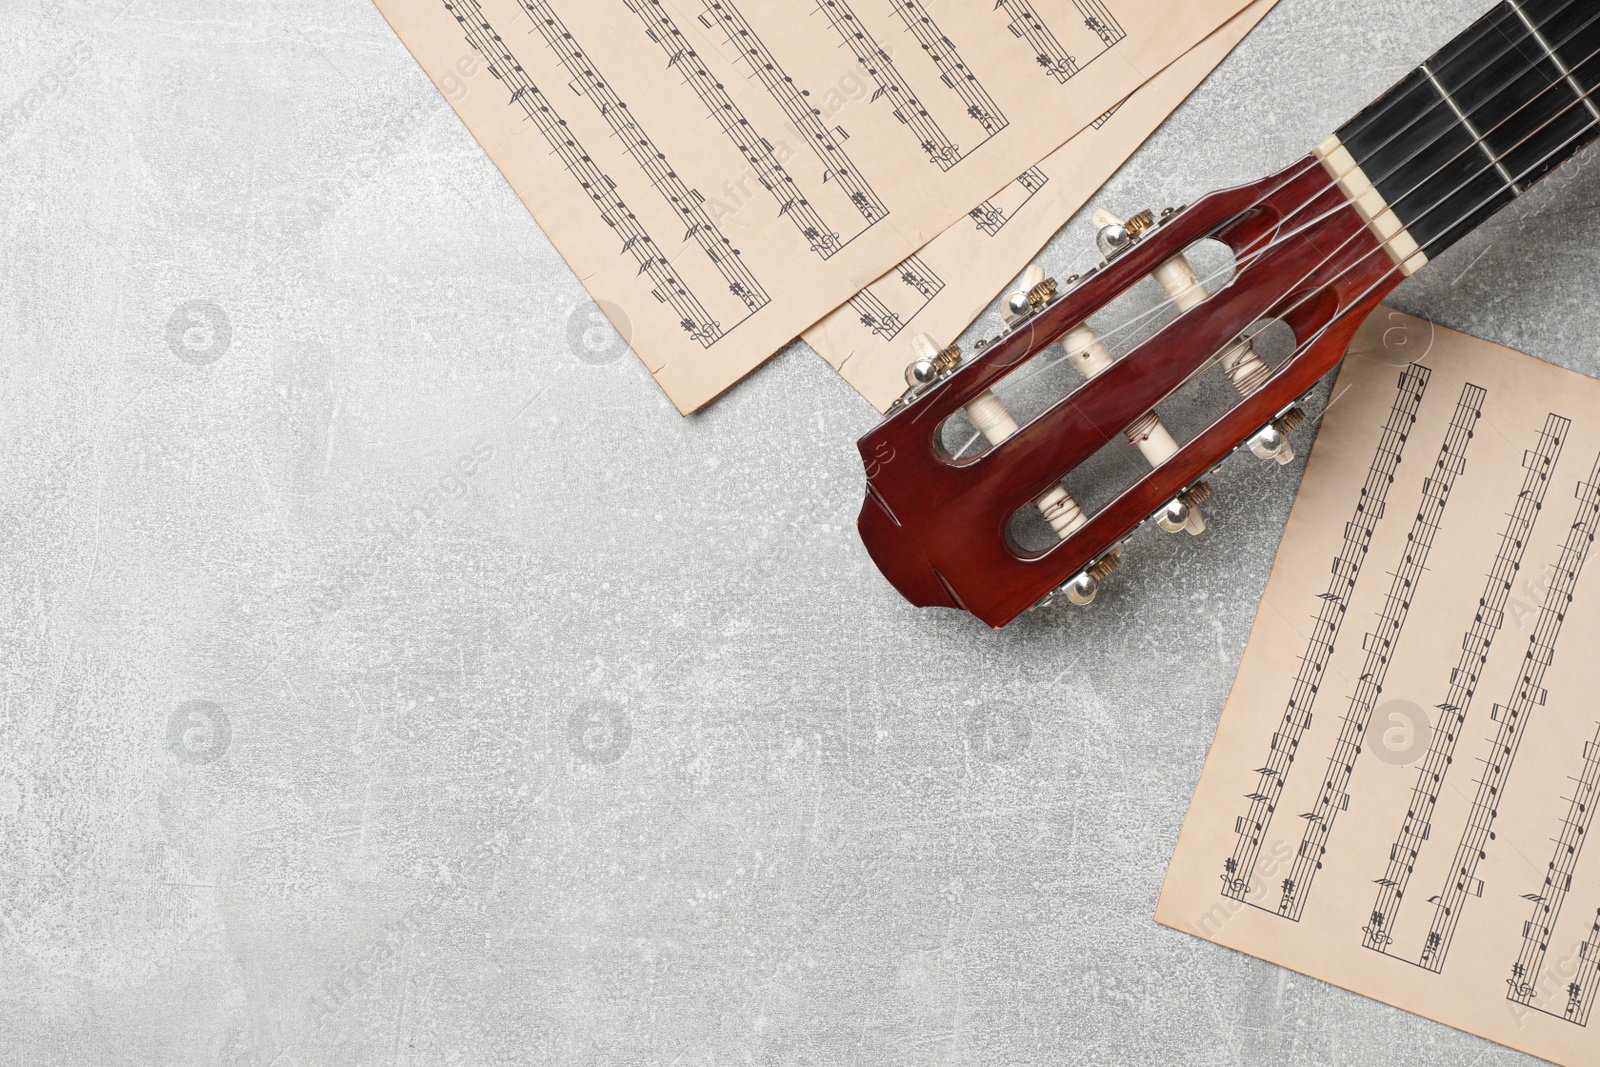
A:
807 0 1276 413
371 0 1257 412
1159 310 1600 1067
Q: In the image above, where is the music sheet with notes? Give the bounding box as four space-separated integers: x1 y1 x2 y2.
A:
805 0 1275 413
1159 310 1600 1067
371 0 1256 412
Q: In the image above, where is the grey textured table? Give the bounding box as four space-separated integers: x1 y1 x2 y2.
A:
5 0 1600 1063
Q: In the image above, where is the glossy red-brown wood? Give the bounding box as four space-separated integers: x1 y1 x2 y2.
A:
856 156 1404 629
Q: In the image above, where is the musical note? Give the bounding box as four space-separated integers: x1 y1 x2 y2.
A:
1361 413 1569 955
1418 443 1600 975
698 1 889 229
815 0 962 170
890 0 1008 139
846 255 944 341
522 0 770 314
440 0 731 346
1502 723 1600 1024
626 0 870 260
1222 365 1432 907
1274 386 1485 925
967 166 1050 237
994 1 1127 84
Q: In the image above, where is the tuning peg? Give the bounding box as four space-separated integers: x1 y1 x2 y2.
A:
1095 215 1130 257
905 336 939 388
905 358 939 388
1156 482 1212 536
1035 482 1087 538
1002 264 1061 325
1248 408 1309 465
1092 208 1154 259
1156 500 1191 534
1063 571 1099 606
1004 290 1034 324
908 331 1087 540
1063 549 1122 607
1248 425 1290 464
1003 264 1043 324
905 332 963 389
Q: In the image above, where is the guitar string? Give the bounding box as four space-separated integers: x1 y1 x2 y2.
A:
947 1 1600 450
1105 60 1600 481
1003 96 1600 570
1000 66 1600 520
1132 72 1600 432
1231 77 1600 418
945 46 1599 465
962 3 1600 435
948 68 1599 463
956 40 1600 514
1204 56 1600 402
1024 0 1600 387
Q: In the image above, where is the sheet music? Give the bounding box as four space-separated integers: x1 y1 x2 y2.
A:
370 0 1257 412
1158 310 1600 1067
804 0 1275 412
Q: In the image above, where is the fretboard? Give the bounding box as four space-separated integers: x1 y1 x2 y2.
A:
1332 0 1600 262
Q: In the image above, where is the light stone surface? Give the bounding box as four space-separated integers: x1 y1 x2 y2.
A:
3 0 1599 1063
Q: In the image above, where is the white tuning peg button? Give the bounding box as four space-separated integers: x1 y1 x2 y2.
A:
1092 208 1131 257
1003 264 1049 325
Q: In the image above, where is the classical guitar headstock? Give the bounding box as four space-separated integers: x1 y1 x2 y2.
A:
856 153 1410 629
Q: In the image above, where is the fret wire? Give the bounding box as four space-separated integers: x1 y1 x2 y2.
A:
1324 0 1600 249
1302 81 1600 386
1203 9 1600 416
1510 0 1600 121
1252 74 1600 431
1398 2 1600 200
1339 0 1600 253
1338 5 1577 186
1245 4 1600 279
1342 2 1596 184
1346 12 1600 241
1267 19 1600 300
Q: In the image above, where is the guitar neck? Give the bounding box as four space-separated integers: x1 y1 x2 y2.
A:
1318 0 1600 273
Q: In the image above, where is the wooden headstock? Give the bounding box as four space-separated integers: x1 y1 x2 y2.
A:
855 155 1405 629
